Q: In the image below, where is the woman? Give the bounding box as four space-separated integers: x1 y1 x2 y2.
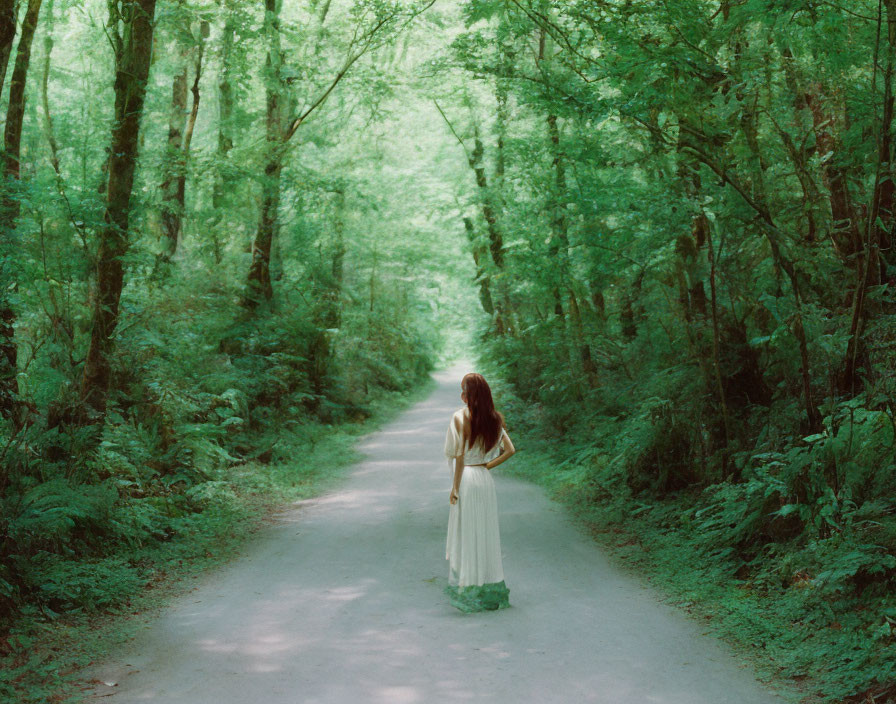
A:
443 372 516 612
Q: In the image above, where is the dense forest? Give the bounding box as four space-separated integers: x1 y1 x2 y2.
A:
1 0 895 702
459 1 896 702
0 0 462 698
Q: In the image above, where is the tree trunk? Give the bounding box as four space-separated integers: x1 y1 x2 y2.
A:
215 0 235 159
590 285 605 323
620 274 640 341
210 0 236 263
842 1 896 392
158 17 206 262
242 0 389 307
319 188 345 330
158 27 189 257
706 219 732 448
494 27 509 209
803 82 863 265
546 111 597 387
680 135 821 432
878 1 896 280
245 156 282 305
244 0 284 307
534 22 596 385
0 0 16 94
177 23 205 229
0 0 42 426
3 0 41 206
468 133 504 268
78 0 158 423
38 0 59 174
464 216 494 315
467 130 506 334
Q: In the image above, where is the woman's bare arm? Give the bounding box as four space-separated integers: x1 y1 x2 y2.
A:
485 430 515 470
450 455 464 504
450 413 464 504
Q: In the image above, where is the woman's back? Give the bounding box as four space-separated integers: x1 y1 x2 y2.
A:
449 407 508 466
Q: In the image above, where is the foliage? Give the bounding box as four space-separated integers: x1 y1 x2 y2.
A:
3 0 896 700
0 1 455 700
438 0 896 698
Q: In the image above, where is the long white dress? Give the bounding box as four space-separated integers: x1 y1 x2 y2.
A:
443 407 511 611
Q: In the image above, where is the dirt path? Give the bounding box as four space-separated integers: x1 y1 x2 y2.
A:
85 360 795 704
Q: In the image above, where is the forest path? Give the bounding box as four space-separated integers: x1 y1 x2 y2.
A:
85 360 794 704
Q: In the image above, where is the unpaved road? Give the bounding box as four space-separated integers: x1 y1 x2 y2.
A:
85 360 795 704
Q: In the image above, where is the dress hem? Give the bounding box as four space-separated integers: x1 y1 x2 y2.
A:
444 580 511 613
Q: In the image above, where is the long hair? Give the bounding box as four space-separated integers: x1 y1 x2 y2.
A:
462 373 505 452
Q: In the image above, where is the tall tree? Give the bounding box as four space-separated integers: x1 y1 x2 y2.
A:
38 0 60 175
78 0 158 424
436 100 509 335
210 0 238 263
1 0 43 426
158 9 207 262
243 0 435 307
538 25 596 388
0 0 17 95
842 0 896 392
243 0 285 306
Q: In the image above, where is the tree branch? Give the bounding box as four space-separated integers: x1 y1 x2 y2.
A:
283 0 435 142
433 99 471 162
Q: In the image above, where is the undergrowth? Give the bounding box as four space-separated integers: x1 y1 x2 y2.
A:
0 261 441 702
0 373 436 704
489 374 896 704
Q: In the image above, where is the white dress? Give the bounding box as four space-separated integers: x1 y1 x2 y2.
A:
443 407 511 611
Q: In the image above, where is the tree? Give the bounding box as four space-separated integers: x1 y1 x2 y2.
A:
1 0 44 426
157 5 208 263
78 0 158 425
0 0 16 93
243 0 436 307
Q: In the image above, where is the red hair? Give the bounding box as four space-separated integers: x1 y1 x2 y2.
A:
462 373 505 452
